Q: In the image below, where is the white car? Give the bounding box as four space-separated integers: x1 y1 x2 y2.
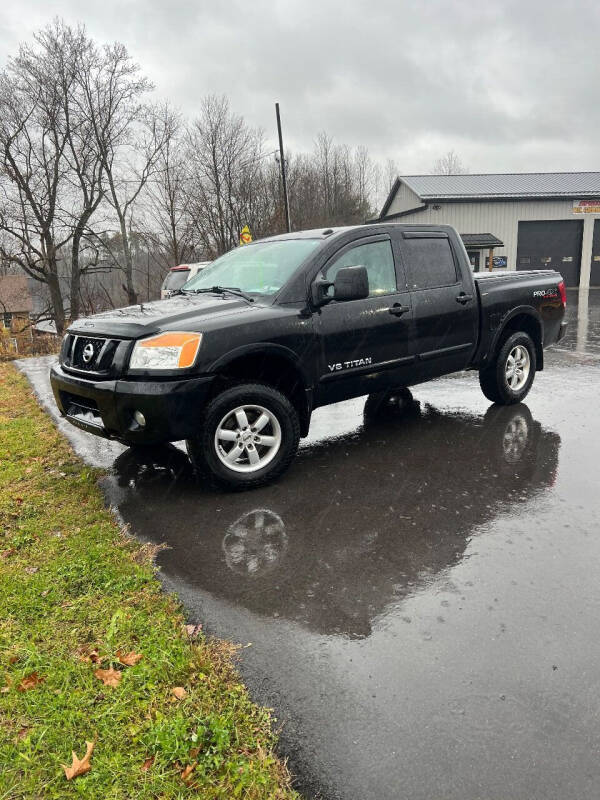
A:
161 262 211 299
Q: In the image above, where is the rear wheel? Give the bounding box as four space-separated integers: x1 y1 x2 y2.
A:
479 332 537 405
186 383 300 490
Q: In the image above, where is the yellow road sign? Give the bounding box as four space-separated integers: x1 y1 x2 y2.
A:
240 225 253 245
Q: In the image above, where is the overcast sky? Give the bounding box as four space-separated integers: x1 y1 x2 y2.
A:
1 0 598 180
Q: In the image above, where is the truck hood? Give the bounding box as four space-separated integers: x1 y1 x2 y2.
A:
68 293 257 339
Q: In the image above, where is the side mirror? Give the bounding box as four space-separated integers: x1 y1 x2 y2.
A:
310 265 370 308
333 265 369 301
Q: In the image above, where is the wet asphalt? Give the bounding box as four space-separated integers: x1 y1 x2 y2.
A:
18 288 600 800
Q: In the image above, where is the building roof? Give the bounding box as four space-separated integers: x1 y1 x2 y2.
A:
0 275 33 314
380 171 600 218
460 233 504 249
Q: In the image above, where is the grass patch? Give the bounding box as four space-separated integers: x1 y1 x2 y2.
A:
0 363 298 798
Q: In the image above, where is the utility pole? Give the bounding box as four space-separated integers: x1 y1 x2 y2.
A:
275 102 291 232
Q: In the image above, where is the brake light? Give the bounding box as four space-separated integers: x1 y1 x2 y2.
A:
557 280 567 307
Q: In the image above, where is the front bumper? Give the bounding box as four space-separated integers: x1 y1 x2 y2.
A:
50 363 215 445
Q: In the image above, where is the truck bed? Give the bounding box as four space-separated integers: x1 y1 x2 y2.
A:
472 267 565 365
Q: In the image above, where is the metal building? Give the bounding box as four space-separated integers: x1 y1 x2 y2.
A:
375 172 600 287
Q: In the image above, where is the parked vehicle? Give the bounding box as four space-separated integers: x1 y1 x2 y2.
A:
160 262 211 299
50 224 567 489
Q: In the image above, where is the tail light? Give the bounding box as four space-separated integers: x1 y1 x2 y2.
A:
557 280 567 307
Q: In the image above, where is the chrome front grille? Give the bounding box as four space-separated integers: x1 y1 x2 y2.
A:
72 336 106 370
61 334 121 376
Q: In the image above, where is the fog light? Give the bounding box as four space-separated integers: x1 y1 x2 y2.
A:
133 410 146 427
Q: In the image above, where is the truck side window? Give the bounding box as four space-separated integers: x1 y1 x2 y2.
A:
403 237 458 290
325 240 397 297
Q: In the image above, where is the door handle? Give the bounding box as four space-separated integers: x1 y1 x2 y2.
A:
456 293 473 305
389 303 410 316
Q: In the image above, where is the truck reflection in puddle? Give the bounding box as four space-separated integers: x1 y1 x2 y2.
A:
108 393 560 639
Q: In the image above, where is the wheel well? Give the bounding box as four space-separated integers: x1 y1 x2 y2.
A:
211 352 312 436
497 313 544 370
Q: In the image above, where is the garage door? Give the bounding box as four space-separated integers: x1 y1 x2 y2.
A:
516 220 583 287
591 220 600 287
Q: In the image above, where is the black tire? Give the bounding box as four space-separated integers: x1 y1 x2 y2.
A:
479 332 537 405
186 383 300 490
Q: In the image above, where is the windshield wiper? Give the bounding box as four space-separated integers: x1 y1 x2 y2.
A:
184 285 254 302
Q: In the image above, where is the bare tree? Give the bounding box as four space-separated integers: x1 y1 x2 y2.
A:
309 132 371 226
142 107 201 270
0 27 73 333
77 40 159 305
0 21 113 330
187 95 266 257
432 150 469 175
49 22 105 321
354 145 376 212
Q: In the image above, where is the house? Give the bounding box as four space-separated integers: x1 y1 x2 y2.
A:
0 275 33 353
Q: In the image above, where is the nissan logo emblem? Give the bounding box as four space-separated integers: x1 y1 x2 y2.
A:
82 343 95 364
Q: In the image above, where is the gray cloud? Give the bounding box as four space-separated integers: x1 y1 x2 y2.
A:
1 0 598 173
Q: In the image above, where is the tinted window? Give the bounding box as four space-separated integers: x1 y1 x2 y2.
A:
162 269 190 291
325 240 397 297
403 237 458 290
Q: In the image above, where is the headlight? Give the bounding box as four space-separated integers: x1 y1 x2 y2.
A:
129 332 202 370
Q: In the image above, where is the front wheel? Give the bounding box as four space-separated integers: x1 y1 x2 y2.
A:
479 331 537 405
186 383 300 490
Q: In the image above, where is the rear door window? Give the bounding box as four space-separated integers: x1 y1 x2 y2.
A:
402 237 458 290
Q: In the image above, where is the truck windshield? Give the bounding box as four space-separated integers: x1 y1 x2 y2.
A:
182 239 320 296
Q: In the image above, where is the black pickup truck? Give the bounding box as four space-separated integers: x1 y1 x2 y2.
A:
50 223 567 488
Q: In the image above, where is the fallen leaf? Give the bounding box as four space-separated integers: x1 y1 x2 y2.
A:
181 762 197 782
0 686 10 693
25 566 39 575
17 672 44 692
16 727 29 740
184 623 202 639
62 740 94 780
94 667 121 687
140 756 154 771
171 686 187 700
41 589 49 597
8 655 18 664
189 747 200 758
116 650 143 667
76 646 100 663
1 548 16 559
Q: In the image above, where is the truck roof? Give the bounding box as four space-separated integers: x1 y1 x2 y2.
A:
260 226 358 242
258 222 457 244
